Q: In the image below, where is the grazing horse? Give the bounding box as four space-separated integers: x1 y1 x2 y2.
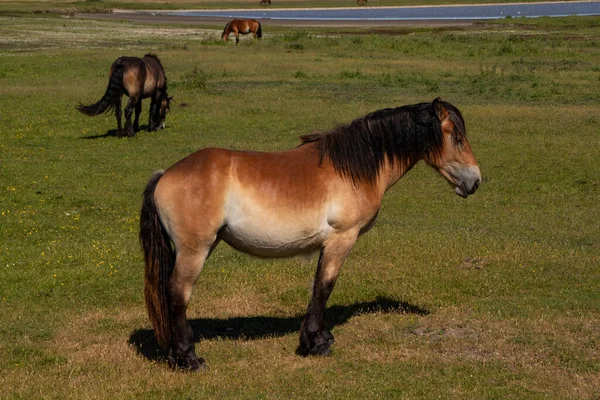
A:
222 19 262 44
77 54 171 137
357 0 368 4
140 98 482 370
260 0 271 4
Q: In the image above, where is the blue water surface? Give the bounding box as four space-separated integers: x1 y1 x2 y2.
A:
168 1 600 21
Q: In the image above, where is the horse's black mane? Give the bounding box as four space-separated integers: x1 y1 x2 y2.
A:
300 100 466 184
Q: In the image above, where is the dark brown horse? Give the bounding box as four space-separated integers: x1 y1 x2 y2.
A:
222 19 262 44
77 54 171 137
140 98 482 370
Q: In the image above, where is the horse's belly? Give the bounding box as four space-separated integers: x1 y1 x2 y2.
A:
220 212 330 258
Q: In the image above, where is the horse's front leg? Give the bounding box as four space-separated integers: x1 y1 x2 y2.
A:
298 231 358 356
133 100 142 133
148 97 158 132
235 32 240 44
124 96 137 137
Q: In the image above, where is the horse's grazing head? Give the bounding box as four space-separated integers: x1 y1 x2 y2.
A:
157 93 172 130
424 98 481 198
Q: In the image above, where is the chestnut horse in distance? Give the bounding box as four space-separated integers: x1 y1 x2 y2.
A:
140 98 482 370
77 54 171 137
222 19 262 44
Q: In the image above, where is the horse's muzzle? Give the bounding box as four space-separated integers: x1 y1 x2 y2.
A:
454 166 481 198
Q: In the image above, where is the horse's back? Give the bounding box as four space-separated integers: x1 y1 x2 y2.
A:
158 146 328 210
235 18 259 33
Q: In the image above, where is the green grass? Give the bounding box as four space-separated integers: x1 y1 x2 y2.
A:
1 11 599 400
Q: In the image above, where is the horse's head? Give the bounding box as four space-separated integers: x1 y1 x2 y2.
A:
424 98 481 198
157 93 172 130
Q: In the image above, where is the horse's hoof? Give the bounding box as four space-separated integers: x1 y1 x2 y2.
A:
297 331 334 357
322 330 334 346
168 355 206 372
310 344 332 356
300 341 332 357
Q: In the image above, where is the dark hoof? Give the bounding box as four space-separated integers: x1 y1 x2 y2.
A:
168 353 206 372
297 330 335 357
322 330 334 345
310 343 332 356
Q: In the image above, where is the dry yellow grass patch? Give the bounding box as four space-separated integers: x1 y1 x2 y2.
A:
0 16 220 51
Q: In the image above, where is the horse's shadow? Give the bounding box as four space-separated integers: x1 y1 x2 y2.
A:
128 296 429 362
79 125 150 139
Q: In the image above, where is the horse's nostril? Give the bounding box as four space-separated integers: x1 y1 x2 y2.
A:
474 179 481 191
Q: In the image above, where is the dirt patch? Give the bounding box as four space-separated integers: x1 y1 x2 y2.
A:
458 257 489 270
412 325 480 340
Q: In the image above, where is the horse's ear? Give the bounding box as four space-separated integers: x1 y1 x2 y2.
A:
433 97 448 122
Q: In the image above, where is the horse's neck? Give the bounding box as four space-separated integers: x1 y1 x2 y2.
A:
378 155 419 195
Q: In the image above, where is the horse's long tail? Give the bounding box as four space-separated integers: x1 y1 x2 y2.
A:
256 22 263 39
77 62 124 116
140 170 174 348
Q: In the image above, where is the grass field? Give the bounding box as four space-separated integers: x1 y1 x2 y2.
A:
0 7 599 400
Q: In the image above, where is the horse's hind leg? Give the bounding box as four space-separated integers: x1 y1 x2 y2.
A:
298 230 358 356
133 100 142 133
115 96 124 137
124 96 137 137
168 239 219 370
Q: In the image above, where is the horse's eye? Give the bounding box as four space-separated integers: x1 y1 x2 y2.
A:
452 132 463 148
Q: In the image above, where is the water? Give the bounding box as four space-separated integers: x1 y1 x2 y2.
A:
168 1 600 21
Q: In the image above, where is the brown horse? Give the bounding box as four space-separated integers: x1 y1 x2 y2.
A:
260 0 271 5
77 54 171 137
357 0 368 4
140 98 482 370
222 19 262 44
